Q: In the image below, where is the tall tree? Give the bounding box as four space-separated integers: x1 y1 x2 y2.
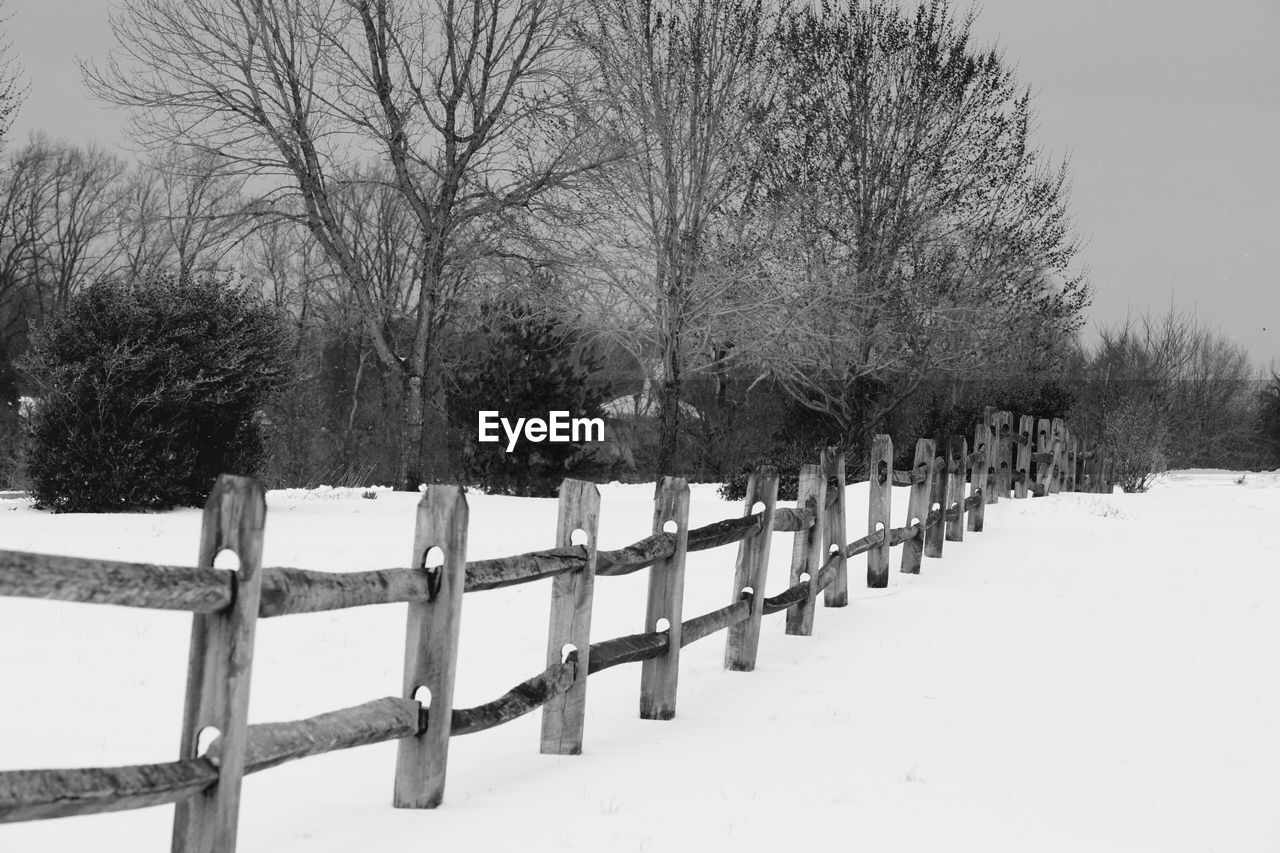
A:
745 0 1088 441
574 0 779 477
88 0 601 489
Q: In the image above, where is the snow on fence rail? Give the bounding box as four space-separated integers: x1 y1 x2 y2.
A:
0 412 1117 851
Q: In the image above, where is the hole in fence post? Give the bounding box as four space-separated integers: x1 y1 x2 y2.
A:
741 586 754 597
569 529 588 547
829 543 840 556
561 643 578 664
662 519 679 534
422 546 444 569
799 572 811 584
412 685 432 707
875 522 885 533
212 550 239 571
877 461 888 484
196 725 221 757
750 501 765 515
654 617 671 633
931 502 940 512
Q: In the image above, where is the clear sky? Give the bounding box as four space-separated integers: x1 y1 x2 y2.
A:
6 0 1279 364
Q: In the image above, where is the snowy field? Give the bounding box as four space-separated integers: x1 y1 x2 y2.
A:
2 470 1280 852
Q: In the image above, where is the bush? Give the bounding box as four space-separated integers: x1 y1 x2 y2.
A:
447 299 612 497
22 273 291 511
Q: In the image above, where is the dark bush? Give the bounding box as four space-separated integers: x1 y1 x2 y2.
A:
22 273 291 511
447 299 613 497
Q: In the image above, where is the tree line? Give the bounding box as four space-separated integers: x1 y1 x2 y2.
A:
1 0 1271 497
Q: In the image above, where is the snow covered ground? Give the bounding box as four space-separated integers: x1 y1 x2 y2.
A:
2 470 1279 852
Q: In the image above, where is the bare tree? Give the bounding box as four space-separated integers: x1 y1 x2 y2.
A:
88 0 602 489
744 0 1088 442
573 0 780 476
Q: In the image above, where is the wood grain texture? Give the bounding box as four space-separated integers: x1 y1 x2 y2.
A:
172 475 266 853
393 486 468 810
785 464 826 636
967 419 989 532
1067 434 1079 491
640 478 690 720
846 528 886 558
1015 415 1035 499
997 411 1014 499
1048 418 1065 494
772 508 815 533
924 446 947 558
867 434 893 589
207 697 420 775
1 760 217 823
821 447 849 607
900 439 935 575
724 468 778 672
946 435 967 542
451 663 577 736
590 630 669 675
541 480 600 756
681 598 750 648
0 551 232 612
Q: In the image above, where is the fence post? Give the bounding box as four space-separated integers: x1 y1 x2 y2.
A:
945 435 967 542
997 411 1013 499
540 479 600 755
821 447 849 608
640 477 690 721
171 475 266 853
392 485 468 809
867 434 893 588
1035 417 1054 496
1015 415 1034 499
981 408 999 506
1049 418 1065 494
901 438 935 574
1067 434 1079 491
967 420 988 532
786 464 826 636
725 467 778 672
924 439 948 558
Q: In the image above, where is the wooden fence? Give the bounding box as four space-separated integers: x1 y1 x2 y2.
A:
0 412 1115 851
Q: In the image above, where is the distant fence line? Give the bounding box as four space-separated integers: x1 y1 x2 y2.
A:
0 409 1111 851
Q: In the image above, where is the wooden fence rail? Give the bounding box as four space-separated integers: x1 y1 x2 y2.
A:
0 412 1112 849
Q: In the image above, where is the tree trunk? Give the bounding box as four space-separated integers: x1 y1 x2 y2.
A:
397 372 426 492
655 343 682 478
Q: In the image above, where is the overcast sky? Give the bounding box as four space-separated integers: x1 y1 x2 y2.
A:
6 0 1279 364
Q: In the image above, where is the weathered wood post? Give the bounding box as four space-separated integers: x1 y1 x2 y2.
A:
640 477 690 721
393 486 469 809
1049 418 1066 494
172 475 266 853
725 467 778 672
924 440 948 558
945 435 967 542
1035 417 1055 496
901 438 935 574
1015 415 1034 499
821 447 849 608
996 411 1013 499
967 420 989 532
1067 434 1079 491
867 434 893 588
983 407 1000 506
786 464 826 636
541 480 600 755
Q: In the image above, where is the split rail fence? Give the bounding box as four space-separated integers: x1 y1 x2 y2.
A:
0 408 1115 851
